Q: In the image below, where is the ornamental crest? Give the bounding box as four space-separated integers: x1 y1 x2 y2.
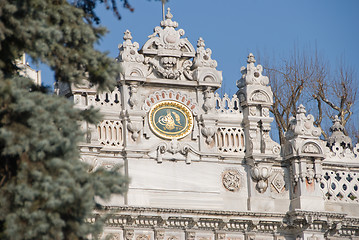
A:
149 101 193 139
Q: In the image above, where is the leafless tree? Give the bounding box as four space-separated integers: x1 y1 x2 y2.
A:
313 59 357 137
258 48 357 145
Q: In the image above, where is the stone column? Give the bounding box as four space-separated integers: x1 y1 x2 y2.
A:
283 105 325 211
236 53 281 211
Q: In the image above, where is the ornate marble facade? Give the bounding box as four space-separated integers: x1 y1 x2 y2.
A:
58 9 359 240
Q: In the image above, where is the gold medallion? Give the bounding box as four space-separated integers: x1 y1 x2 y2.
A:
149 101 193 139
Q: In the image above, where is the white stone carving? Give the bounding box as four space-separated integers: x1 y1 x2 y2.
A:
327 115 352 149
155 140 192 164
127 121 142 141
142 8 195 80
93 88 121 109
97 120 123 146
142 89 198 114
262 107 270 117
271 172 286 193
222 169 241 192
186 232 195 240
69 7 359 240
167 237 178 240
128 83 139 109
203 87 215 113
118 30 145 63
155 231 164 240
237 53 269 88
124 230 134 240
286 104 321 140
192 37 217 68
117 30 147 78
320 170 359 202
251 165 272 193
202 126 216 144
249 106 256 116
102 233 121 240
250 90 269 103
216 127 245 153
302 143 320 154
136 235 150 240
262 131 281 155
306 165 315 184
216 233 226 240
214 93 242 114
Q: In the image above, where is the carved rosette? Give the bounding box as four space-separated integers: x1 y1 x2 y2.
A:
222 169 241 192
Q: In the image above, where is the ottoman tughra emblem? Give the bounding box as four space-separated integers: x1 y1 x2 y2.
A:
149 100 193 139
222 169 241 191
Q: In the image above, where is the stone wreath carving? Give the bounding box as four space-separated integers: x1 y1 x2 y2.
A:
222 169 241 192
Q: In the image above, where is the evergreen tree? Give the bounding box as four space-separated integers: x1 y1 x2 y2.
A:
0 0 130 239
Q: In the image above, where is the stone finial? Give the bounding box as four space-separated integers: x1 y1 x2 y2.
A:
160 7 178 28
197 37 205 48
285 104 321 140
327 115 352 149
247 53 256 64
123 29 133 41
192 37 217 69
297 104 306 114
117 30 144 63
330 115 344 133
236 53 269 88
165 7 173 20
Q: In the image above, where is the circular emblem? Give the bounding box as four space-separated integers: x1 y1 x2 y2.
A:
222 169 241 192
149 100 193 139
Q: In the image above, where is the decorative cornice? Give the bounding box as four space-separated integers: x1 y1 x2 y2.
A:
92 207 359 236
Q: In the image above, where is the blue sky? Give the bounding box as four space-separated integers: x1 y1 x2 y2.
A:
40 0 359 102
